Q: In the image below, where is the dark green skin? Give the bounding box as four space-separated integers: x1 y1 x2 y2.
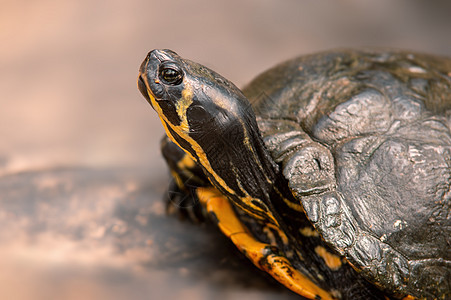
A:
141 49 451 299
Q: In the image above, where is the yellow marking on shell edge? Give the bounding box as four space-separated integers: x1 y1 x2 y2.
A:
196 187 335 300
314 246 342 271
299 227 320 237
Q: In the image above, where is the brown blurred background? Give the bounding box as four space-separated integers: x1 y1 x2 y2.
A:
0 1 450 299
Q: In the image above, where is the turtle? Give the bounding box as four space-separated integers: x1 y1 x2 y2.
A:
137 48 450 299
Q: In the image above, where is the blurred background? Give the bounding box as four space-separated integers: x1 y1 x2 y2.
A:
0 1 450 299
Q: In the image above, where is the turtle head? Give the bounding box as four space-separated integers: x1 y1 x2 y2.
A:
138 49 249 136
138 49 280 224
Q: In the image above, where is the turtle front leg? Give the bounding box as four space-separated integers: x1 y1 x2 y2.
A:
161 136 210 222
196 186 337 300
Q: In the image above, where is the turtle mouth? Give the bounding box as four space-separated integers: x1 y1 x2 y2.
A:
137 53 151 102
137 75 151 102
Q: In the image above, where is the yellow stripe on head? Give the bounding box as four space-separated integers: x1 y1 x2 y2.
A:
176 85 194 132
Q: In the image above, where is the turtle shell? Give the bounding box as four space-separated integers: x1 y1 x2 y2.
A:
243 49 451 298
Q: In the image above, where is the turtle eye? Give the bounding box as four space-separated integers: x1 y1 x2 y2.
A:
158 63 184 85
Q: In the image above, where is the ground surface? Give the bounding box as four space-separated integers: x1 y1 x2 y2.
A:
0 167 297 299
